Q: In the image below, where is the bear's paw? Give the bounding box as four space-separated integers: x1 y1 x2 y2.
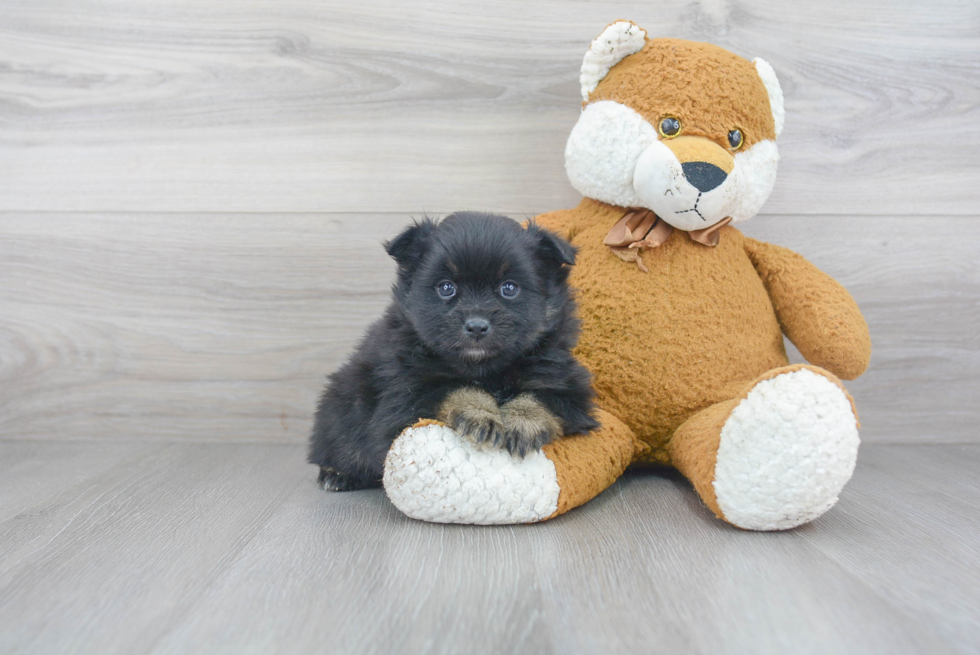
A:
713 368 860 530
383 422 560 525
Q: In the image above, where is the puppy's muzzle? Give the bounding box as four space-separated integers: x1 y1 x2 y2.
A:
633 135 739 231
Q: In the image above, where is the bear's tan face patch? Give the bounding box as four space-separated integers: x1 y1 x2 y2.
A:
589 38 776 150
662 136 735 174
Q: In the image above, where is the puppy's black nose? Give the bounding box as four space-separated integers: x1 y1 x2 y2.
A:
464 317 491 338
682 161 728 193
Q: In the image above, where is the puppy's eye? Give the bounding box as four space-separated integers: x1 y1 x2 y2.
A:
499 281 519 299
436 281 456 299
659 116 681 138
727 129 744 150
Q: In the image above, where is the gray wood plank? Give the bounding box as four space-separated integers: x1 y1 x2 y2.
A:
514 472 947 655
865 443 980 498
0 0 977 214
800 444 980 652
0 442 972 654
0 440 158 523
1 213 975 445
0 213 403 443
0 442 305 654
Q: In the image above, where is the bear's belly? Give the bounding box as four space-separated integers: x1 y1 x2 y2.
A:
569 224 788 455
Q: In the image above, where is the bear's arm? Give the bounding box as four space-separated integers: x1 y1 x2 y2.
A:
744 237 871 380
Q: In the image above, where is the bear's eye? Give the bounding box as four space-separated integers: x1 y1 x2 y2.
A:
659 117 681 138
436 280 457 299
727 129 744 150
499 281 519 299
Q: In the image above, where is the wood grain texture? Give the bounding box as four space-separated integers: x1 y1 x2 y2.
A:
0 440 158 523
804 443 980 650
0 213 402 443
0 442 305 654
1 0 978 214
0 442 975 654
1 212 975 445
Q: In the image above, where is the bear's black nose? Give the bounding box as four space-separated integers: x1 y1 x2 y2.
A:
682 161 728 193
464 317 491 337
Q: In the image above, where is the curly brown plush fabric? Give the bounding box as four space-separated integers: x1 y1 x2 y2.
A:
542 409 645 518
744 239 871 380
503 31 871 528
533 197 870 523
538 199 811 457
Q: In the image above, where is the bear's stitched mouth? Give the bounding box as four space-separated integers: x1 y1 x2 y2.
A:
675 191 707 222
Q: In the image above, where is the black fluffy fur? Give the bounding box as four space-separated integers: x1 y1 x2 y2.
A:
308 211 599 490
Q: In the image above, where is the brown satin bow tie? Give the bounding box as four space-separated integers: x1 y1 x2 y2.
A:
603 208 732 272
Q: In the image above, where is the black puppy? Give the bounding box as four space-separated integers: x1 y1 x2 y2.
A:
308 211 599 491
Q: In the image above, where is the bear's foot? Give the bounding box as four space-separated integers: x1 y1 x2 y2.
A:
712 367 860 530
383 421 560 524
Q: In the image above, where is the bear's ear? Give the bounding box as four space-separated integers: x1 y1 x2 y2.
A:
527 221 576 267
753 58 785 138
580 21 647 102
384 218 437 275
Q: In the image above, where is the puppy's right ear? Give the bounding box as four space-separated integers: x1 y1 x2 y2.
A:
526 221 576 267
384 218 437 275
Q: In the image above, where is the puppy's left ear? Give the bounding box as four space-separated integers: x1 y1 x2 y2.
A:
527 221 576 267
385 218 437 274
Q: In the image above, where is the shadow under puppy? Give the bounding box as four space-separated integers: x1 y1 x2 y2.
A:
309 211 599 491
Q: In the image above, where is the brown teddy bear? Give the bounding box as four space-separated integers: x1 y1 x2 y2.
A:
383 21 871 530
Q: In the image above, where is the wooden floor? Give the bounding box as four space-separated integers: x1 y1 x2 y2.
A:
0 441 976 654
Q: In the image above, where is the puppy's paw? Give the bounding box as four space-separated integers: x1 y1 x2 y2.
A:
500 394 563 458
438 388 506 448
318 466 373 492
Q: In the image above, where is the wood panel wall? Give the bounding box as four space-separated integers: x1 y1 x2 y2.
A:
1 0 977 444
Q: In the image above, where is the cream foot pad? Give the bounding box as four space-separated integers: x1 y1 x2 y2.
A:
383 421 560 525
713 369 860 531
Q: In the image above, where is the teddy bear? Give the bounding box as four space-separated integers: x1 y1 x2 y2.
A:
381 21 872 530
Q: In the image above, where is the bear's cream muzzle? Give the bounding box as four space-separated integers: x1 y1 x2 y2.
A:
633 136 744 231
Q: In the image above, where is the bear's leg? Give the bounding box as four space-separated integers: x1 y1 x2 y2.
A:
383 410 642 524
667 364 860 531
